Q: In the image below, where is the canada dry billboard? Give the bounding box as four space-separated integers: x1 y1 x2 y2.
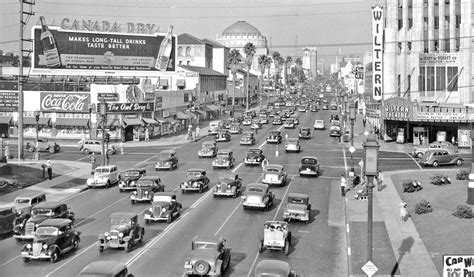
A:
32 18 176 72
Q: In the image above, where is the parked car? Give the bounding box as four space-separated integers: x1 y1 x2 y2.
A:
322 105 329 110
299 156 320 177
87 165 120 188
79 261 132 277
251 120 262 130
98 212 144 253
244 148 266 166
212 149 235 169
244 110 256 118
180 169 210 193
208 120 222 135
213 173 242 198
14 202 75 241
254 260 296 277
118 168 146 192
21 219 80 263
283 119 296 129
285 138 301 153
314 119 325 130
229 123 243 134
258 221 292 255
299 127 311 139
262 165 287 186
144 192 182 224
26 138 60 153
198 141 218 158
283 193 311 224
130 176 165 204
330 114 339 122
183 235 231 277
12 192 47 225
412 141 458 158
420 149 464 167
290 116 299 125
215 129 231 142
155 149 178 170
78 139 115 155
329 126 342 137
242 183 274 211
240 131 256 146
242 116 252 126
0 208 15 236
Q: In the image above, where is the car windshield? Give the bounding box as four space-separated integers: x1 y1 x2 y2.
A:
95 168 110 173
316 120 323 124
159 153 172 160
302 158 317 164
110 217 131 226
137 180 155 187
187 171 202 178
248 187 264 193
219 178 234 184
36 226 58 236
248 150 261 155
266 168 280 173
194 242 218 250
231 124 239 128
15 198 30 204
122 171 140 177
203 142 214 148
288 140 298 144
217 152 229 157
32 208 53 216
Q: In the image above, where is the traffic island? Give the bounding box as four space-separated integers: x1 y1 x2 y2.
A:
0 164 59 196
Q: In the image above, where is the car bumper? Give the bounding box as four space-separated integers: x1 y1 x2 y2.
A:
213 163 230 168
240 141 253 145
118 184 137 190
144 213 170 222
198 152 215 157
283 212 309 221
266 139 280 143
300 169 318 176
262 179 284 185
21 251 53 260
329 133 341 137
181 186 202 192
99 240 126 249
229 130 240 134
213 191 235 197
130 196 152 202
285 148 299 152
263 242 285 250
14 233 35 240
155 165 173 170
87 181 107 187
244 159 261 165
242 202 266 209
215 138 228 142
314 126 325 130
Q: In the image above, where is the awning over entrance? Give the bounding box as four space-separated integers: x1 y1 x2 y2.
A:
204 104 220 112
0 116 12 125
123 118 143 126
154 117 169 124
105 118 121 128
142 117 158 125
23 117 51 126
168 119 180 125
183 111 196 118
176 112 192 120
193 110 206 116
159 79 169 87
54 118 90 127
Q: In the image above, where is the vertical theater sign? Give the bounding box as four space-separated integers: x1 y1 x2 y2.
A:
372 5 384 101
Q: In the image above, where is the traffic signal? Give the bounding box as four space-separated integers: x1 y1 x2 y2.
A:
104 132 110 143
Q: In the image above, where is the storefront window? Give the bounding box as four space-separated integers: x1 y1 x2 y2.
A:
426 67 435 92
419 67 426 95
436 67 445 91
447 67 458 91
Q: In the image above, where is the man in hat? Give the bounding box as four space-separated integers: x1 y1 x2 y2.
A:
46 160 52 180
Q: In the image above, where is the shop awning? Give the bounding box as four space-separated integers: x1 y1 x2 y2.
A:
106 118 121 127
54 118 90 127
123 118 143 126
193 110 206 116
168 119 180 125
142 117 158 125
159 79 169 87
23 117 50 126
176 112 192 120
204 104 220 112
183 111 196 118
154 117 169 124
0 116 12 125
176 79 185 87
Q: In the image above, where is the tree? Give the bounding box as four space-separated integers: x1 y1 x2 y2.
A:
227 49 243 115
264 56 273 89
243 42 256 110
295 57 303 83
271 51 281 93
284 56 292 91
258 54 267 91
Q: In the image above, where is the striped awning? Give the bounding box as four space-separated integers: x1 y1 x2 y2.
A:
142 117 159 125
183 111 196 118
176 112 192 120
0 116 12 125
54 118 90 127
193 110 206 116
159 79 169 86
204 104 220 112
123 118 143 126
176 79 185 87
154 117 169 124
23 117 50 126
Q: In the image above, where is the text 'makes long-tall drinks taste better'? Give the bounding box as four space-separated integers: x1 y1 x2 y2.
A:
155 25 174 71
39 16 61 68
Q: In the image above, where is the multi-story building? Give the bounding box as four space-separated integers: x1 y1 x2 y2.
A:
302 47 318 79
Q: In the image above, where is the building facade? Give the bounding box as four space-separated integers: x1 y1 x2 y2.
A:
302 47 318 79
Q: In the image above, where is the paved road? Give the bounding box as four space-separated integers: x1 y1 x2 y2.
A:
1 107 460 276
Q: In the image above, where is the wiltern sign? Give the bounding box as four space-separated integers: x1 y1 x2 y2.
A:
372 5 384 101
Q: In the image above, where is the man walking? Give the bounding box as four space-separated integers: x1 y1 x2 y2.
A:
376 170 384 191
362 117 366 128
340 174 347 197
46 160 52 180
4 144 9 162
119 141 124 155
90 153 97 174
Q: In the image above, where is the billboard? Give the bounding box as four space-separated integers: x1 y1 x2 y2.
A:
33 25 176 71
40 92 91 113
372 5 384 101
0 91 19 112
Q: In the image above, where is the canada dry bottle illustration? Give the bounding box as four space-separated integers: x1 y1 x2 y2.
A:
39 16 61 68
155 25 174 71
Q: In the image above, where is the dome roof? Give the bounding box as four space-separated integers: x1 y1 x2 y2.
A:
222 21 261 36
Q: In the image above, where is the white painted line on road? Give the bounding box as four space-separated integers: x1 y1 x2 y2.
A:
214 199 243 236
46 239 98 277
347 247 351 255
298 230 310 234
75 155 89 162
247 253 260 277
405 152 423 170
135 155 158 167
189 190 212 209
75 195 130 226
232 162 243 173
342 147 348 174
346 223 350 233
0 255 19 268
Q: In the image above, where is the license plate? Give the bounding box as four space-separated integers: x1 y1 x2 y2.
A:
184 264 192 269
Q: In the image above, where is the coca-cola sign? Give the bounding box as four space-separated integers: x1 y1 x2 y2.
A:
40 92 90 113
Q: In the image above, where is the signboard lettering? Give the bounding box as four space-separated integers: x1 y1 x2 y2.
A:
60 18 159 34
416 111 466 121
372 5 384 101
40 92 90 112
0 91 19 111
443 255 474 277
419 53 458 66
97 93 119 102
106 102 154 113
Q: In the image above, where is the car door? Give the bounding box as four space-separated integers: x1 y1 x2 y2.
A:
57 225 69 251
440 150 450 164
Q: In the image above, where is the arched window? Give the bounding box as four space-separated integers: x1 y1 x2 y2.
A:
186 47 192 56
178 47 184 57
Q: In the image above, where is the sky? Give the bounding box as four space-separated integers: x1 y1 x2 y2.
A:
0 0 373 67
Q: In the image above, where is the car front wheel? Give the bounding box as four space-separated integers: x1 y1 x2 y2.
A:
432 161 439 167
456 159 463 166
50 251 59 263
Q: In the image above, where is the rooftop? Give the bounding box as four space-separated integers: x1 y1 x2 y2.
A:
222 21 261 36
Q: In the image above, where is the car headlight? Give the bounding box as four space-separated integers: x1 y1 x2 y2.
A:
105 232 109 236
133 191 137 195
119 233 124 238
130 181 136 186
35 224 39 228
26 244 31 249
161 207 166 212
145 191 149 194
149 208 153 212
43 244 48 249
19 223 24 228
216 184 221 188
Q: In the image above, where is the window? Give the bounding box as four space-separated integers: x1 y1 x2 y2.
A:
436 67 446 91
408 42 412 51
185 47 191 56
398 19 403 30
455 15 461 27
408 18 413 28
178 47 184 57
397 75 401 94
419 67 426 94
447 67 458 91
434 17 439 29
398 42 402 54
427 67 435 91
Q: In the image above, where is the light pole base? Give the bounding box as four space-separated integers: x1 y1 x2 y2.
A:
467 174 474 205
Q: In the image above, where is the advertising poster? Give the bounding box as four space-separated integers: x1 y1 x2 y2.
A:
40 92 91 112
33 25 176 71
0 91 19 112
443 255 474 277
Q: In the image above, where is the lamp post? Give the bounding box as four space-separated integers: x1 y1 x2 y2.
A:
467 128 474 205
99 97 107 166
349 103 356 173
343 93 348 133
363 133 380 263
34 111 40 160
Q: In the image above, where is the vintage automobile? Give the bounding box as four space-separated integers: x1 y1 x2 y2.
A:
198 141 218 158
213 173 242 198
208 120 222 135
229 123 243 134
98 212 144 253
314 119 325 130
0 208 15 236
330 114 340 122
245 110 257 118
272 116 283 125
87 165 120 188
244 148 266 166
26 138 60 153
180 169 210 193
215 129 231 142
251 119 262 130
21 219 80 263
299 127 311 139
262 164 288 186
259 115 269 124
220 120 232 130
266 130 283 144
290 116 299 125
12 192 47 225
240 131 256 146
283 193 311 224
322 104 329 110
241 183 274 210
79 261 132 277
420 149 464 167
183 235 231 277
14 202 75 241
412 141 458 158
283 119 296 129
155 149 178 170
130 176 165 204
285 138 301 153
78 139 116 155
242 116 252 126
329 125 342 137
299 156 320 177
254 260 296 277
258 221 292 255
310 105 318 112
144 192 182 224
298 105 307 112
118 168 146 192
212 150 235 169
331 120 341 127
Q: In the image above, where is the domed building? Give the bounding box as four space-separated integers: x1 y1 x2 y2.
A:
216 21 268 74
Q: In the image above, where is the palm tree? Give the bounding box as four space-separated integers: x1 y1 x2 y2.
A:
295 57 303 83
243 42 256 110
227 49 243 115
285 56 292 92
264 56 273 90
258 54 267 91
271 51 281 93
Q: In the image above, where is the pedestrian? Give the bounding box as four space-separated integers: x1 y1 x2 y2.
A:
399 201 409 223
451 136 457 146
261 157 269 171
196 126 200 138
145 128 150 141
90 153 97 174
340 174 347 197
420 134 424 145
285 133 288 141
106 152 110 165
46 160 52 180
4 144 10 162
119 141 124 155
362 117 366 128
376 170 384 191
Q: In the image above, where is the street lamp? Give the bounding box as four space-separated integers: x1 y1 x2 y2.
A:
34 111 40 160
363 133 380 263
349 102 356 173
467 128 474 205
99 97 107 166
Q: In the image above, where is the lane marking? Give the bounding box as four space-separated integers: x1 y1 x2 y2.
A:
405 152 423 170
346 223 350 233
348 247 351 255
342 147 348 174
46 239 99 277
214 199 243 236
232 163 243 173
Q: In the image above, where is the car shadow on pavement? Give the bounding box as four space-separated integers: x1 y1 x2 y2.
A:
224 251 247 277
